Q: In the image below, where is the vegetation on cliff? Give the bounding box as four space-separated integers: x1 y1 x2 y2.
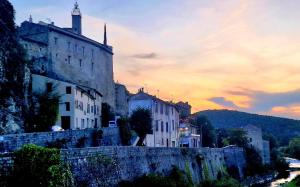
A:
0 0 28 134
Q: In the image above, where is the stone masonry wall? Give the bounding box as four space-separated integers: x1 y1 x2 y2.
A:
0 146 246 186
0 128 121 153
62 146 246 186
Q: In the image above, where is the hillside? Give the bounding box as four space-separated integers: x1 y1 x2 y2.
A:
195 109 300 145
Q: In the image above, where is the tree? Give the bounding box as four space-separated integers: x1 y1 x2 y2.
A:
129 108 152 146
227 129 249 147
26 88 60 132
0 0 28 133
118 117 132 145
287 136 300 159
12 144 73 186
263 133 278 151
191 115 216 147
101 103 114 127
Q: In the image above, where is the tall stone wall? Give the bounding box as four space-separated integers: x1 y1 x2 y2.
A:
62 146 246 186
0 128 121 153
0 146 246 186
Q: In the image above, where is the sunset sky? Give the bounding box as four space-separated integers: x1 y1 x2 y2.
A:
10 0 300 119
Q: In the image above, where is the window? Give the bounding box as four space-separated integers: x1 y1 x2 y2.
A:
87 118 89 127
75 100 78 109
68 42 71 50
155 102 158 113
82 46 85 56
56 53 58 58
68 55 71 64
54 37 58 45
91 49 94 58
161 121 164 132
155 120 159 131
162 138 164 145
166 105 169 115
172 108 174 115
172 120 175 131
66 86 71 94
160 103 164 114
65 102 70 111
91 106 94 113
81 119 84 129
91 62 94 72
75 44 78 52
46 82 52 92
76 118 78 129
166 122 169 132
87 104 90 113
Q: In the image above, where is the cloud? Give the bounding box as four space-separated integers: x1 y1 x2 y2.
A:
208 97 238 109
131 53 158 59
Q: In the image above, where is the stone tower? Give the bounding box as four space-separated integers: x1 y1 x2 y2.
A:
72 2 81 35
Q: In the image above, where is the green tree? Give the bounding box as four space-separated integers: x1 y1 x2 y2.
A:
118 117 132 145
101 103 114 127
130 108 152 146
263 133 278 151
287 137 300 159
227 129 249 147
191 115 216 147
26 88 60 132
12 144 73 186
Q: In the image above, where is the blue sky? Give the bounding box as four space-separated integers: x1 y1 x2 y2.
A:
10 0 300 119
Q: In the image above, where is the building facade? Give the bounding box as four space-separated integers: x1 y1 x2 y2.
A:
243 124 270 164
129 89 179 147
32 74 102 130
115 83 130 117
18 3 115 109
178 123 201 148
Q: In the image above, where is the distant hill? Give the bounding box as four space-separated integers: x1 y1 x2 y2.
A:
195 109 300 145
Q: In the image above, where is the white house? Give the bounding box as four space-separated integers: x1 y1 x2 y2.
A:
32 74 102 130
178 123 201 148
129 89 179 147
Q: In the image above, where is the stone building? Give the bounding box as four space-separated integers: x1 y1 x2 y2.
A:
129 89 179 147
178 123 201 148
243 124 270 164
175 101 192 119
32 74 102 130
115 83 130 117
18 2 115 109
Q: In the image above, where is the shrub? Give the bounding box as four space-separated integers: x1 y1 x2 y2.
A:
76 137 87 148
11 144 73 186
118 117 132 145
92 129 103 146
46 138 68 149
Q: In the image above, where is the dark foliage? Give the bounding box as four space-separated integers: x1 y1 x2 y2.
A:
119 167 193 187
244 146 264 176
129 108 152 146
196 110 300 146
190 115 216 147
0 0 28 130
286 136 300 160
101 103 114 127
11 144 73 186
46 138 68 149
25 89 60 132
92 129 103 146
118 117 132 145
227 128 249 147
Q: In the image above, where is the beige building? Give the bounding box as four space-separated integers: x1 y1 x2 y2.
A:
129 89 179 147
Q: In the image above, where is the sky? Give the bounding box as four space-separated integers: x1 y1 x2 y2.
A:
10 0 300 119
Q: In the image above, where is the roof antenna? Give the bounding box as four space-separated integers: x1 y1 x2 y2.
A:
29 15 33 22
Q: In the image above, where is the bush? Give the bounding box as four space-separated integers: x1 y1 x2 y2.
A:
11 144 73 186
119 167 193 187
76 137 87 148
46 138 68 149
92 129 103 146
198 177 241 187
118 117 132 145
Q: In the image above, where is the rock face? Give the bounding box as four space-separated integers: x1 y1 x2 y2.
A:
0 0 29 134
